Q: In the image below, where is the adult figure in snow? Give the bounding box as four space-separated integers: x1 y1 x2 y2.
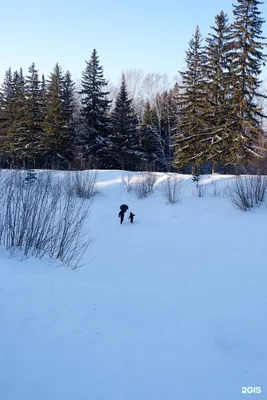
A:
120 204 128 212
118 210 125 224
118 204 128 225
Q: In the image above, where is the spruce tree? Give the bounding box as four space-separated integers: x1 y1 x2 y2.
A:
0 69 13 134
1 68 13 111
161 89 178 171
62 71 75 125
109 74 139 170
23 63 45 167
62 70 76 161
41 74 46 102
227 0 267 166
140 101 165 171
147 90 177 171
4 68 26 167
0 69 13 165
204 11 233 172
42 64 72 168
80 49 111 167
172 26 207 173
0 91 4 119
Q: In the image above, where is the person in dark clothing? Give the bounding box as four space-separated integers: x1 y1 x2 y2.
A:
120 204 128 212
118 210 125 224
129 212 135 223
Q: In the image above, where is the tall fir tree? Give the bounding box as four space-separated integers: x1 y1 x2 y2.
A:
140 101 165 171
0 91 3 118
204 11 232 172
160 88 179 170
109 74 140 170
23 63 46 167
41 74 46 102
80 49 111 167
0 68 13 165
62 70 76 160
62 71 75 125
42 63 72 168
3 68 26 166
227 0 267 166
172 26 208 173
0 68 13 113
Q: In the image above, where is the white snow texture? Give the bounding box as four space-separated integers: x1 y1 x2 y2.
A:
0 170 266 400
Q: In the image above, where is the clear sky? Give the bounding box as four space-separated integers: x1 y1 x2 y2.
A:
1 0 267 86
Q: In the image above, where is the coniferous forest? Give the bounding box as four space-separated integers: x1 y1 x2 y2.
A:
0 0 266 174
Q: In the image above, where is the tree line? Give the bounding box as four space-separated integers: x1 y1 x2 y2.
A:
0 0 266 174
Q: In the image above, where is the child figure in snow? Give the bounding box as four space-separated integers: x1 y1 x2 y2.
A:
129 212 135 223
118 210 125 224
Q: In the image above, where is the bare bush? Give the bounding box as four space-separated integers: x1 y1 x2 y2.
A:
163 176 182 204
124 173 134 193
192 173 206 197
228 175 267 211
133 181 150 199
64 170 98 199
133 172 157 199
210 180 222 197
197 183 207 198
145 172 157 193
0 171 92 268
223 184 230 198
0 169 5 201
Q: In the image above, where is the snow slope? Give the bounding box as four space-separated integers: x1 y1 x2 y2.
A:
0 171 266 400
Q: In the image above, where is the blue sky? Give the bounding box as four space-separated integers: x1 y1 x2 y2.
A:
1 0 267 86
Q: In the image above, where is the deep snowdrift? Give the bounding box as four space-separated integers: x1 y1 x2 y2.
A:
0 171 266 400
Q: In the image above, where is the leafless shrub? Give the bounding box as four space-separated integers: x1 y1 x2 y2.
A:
0 169 5 201
163 176 182 204
192 174 201 188
64 170 98 199
197 183 207 198
133 180 150 199
145 171 157 193
223 183 230 198
210 180 222 197
124 173 134 193
254 175 267 204
228 175 267 211
192 173 206 197
133 172 157 199
0 170 91 268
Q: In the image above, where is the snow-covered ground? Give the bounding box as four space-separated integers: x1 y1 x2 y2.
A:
0 171 266 400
